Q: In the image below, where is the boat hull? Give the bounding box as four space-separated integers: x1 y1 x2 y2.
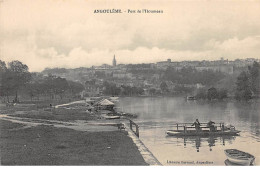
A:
225 156 254 166
166 130 240 136
104 116 120 120
224 159 242 166
224 149 255 166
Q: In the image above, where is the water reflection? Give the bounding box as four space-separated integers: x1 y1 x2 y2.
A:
118 97 260 165
167 135 237 152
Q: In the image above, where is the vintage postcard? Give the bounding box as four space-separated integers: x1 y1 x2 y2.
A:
0 0 259 166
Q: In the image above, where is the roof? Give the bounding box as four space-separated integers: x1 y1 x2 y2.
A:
95 99 115 106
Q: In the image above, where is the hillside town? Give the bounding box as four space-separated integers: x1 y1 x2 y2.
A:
40 56 260 98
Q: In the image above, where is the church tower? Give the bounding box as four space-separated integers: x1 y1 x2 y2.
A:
112 55 116 67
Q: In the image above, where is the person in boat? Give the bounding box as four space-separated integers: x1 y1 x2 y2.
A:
207 120 216 132
192 119 201 132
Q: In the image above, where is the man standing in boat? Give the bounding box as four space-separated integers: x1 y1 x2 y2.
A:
192 119 201 132
207 120 216 132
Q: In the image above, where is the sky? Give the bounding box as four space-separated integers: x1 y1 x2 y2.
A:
1 0 260 72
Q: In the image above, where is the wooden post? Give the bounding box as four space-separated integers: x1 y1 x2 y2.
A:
136 125 139 137
184 126 186 133
130 120 132 130
177 124 179 131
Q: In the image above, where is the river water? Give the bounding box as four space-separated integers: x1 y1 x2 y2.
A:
117 97 260 166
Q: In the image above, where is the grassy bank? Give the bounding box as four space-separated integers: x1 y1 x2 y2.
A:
0 120 147 165
0 102 98 122
11 109 98 122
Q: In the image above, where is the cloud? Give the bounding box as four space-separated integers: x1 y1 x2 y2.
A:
1 0 260 71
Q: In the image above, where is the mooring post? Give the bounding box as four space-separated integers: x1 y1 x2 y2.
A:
184 126 186 133
130 120 132 130
136 125 139 137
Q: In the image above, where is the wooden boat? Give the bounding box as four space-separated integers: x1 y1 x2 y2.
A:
166 122 240 136
104 115 120 120
224 149 255 166
166 130 240 136
186 96 196 100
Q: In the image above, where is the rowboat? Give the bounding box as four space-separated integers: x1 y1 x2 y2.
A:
166 122 240 136
224 149 255 166
104 115 120 120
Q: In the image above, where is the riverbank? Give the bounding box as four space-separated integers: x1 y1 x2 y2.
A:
0 119 148 165
0 100 150 165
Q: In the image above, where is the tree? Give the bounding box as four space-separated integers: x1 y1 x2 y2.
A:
195 88 207 99
1 61 31 102
121 85 132 96
174 84 194 94
148 88 156 96
0 60 7 98
207 87 218 100
217 89 228 100
0 60 7 72
53 77 69 99
235 71 252 101
248 61 260 97
67 81 84 95
103 81 121 96
26 82 43 101
9 61 31 102
43 74 56 99
41 75 70 99
160 81 168 93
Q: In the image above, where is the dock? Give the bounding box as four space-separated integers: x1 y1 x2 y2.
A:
124 120 162 166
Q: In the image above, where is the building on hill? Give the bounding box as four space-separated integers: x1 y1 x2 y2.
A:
195 65 234 74
156 59 180 69
112 71 133 79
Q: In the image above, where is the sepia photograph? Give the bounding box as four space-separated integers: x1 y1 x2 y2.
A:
0 0 260 167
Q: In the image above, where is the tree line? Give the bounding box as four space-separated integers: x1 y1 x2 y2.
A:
0 60 84 103
194 61 260 101
102 81 144 96
235 61 260 101
195 87 228 100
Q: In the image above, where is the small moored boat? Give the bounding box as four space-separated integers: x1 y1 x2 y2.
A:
186 96 196 100
104 115 120 120
224 149 255 166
